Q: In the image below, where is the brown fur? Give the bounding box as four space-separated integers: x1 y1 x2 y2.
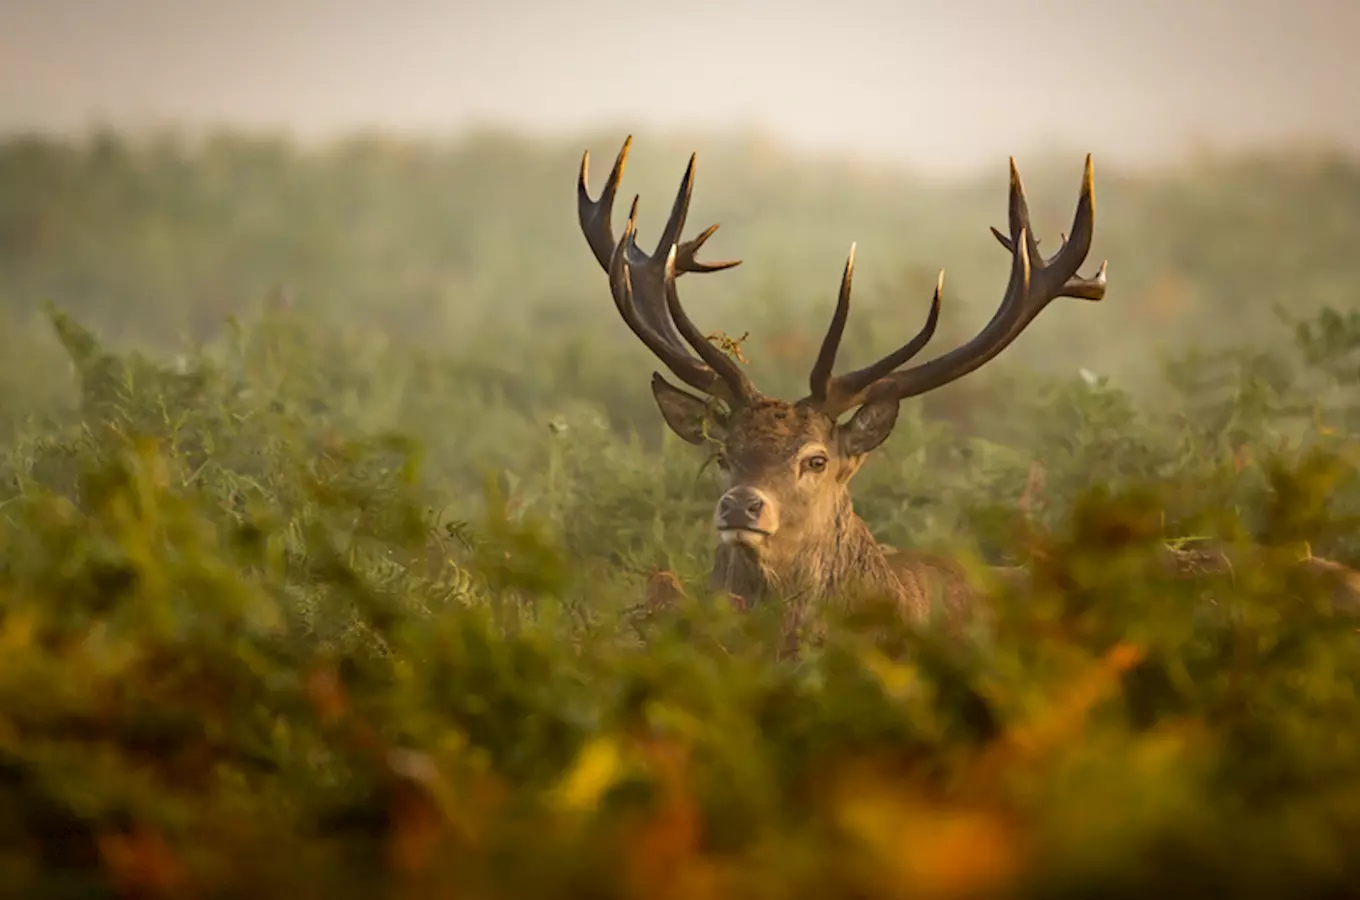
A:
1158 543 1360 613
1299 556 1360 612
653 393 1012 634
582 140 1359 636
579 139 1101 641
652 392 1360 640
1021 464 1360 613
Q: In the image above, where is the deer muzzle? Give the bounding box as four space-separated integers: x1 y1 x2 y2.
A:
715 486 777 544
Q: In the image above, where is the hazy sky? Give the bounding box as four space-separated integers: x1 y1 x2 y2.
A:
2 0 1356 173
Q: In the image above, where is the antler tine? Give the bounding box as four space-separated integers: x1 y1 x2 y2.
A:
676 223 741 273
810 267 945 414
577 136 631 272
661 243 758 404
578 136 742 276
808 155 1103 412
621 153 701 347
580 140 743 358
990 225 1108 300
803 240 948 411
606 201 750 405
987 156 1106 302
807 243 857 404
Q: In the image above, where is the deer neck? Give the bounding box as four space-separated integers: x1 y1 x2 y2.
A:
708 497 903 608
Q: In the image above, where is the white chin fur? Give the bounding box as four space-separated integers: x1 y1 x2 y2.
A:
718 529 768 547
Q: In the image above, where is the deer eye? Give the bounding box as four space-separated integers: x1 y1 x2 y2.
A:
802 455 829 474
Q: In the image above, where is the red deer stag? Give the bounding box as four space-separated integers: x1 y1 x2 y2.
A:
577 137 1106 630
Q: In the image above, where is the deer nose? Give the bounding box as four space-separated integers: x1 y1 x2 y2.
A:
717 487 766 530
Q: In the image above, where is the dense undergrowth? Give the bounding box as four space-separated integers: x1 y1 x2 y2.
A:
3 132 1360 897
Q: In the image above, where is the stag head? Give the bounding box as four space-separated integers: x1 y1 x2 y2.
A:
577 137 1107 578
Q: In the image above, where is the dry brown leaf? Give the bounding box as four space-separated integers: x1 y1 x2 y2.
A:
98 827 189 898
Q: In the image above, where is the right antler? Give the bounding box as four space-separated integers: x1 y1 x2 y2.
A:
581 138 757 405
579 136 741 358
578 136 741 276
802 156 1108 418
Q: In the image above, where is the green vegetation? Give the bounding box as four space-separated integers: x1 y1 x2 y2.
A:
2 130 1360 897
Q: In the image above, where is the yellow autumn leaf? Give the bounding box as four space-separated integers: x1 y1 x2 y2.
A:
860 646 918 701
552 736 624 813
834 775 1025 899
1008 641 1145 757
0 607 38 653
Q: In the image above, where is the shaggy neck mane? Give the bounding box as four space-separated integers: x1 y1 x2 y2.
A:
709 495 903 608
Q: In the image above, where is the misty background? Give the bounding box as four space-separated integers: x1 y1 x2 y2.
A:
2 0 1358 436
10 6 1360 892
4 0 1359 172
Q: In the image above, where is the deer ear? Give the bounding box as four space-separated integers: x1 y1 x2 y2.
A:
651 373 726 446
839 398 900 457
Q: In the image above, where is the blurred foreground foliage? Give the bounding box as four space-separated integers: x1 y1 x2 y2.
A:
2 132 1360 896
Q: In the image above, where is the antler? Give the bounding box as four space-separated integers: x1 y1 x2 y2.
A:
802 155 1108 418
605 200 758 405
579 136 741 355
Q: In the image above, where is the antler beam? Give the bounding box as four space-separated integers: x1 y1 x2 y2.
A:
578 138 1106 421
583 139 757 405
801 156 1107 417
578 136 741 355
